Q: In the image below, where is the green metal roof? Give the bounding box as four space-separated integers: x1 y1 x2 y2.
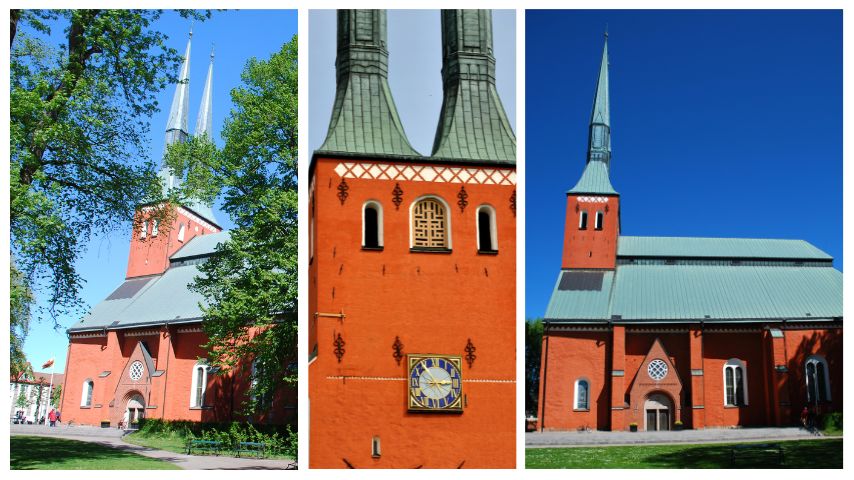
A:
430 10 516 165
567 160 618 195
316 10 420 158
618 236 833 260
545 263 842 323
171 230 230 260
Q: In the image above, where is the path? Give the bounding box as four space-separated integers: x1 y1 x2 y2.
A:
527 426 831 448
10 423 296 470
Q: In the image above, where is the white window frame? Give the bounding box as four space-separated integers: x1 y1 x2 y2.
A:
723 358 749 406
81 379 94 407
177 223 186 242
362 200 384 248
595 210 604 230
573 378 590 410
190 363 209 408
409 195 453 249
579 210 588 230
475 204 498 252
805 355 831 403
151 219 159 237
141 220 148 239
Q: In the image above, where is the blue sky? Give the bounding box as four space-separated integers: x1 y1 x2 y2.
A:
23 10 298 373
525 10 842 319
309 10 516 153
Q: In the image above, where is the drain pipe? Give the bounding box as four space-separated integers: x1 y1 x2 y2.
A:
160 323 172 419
540 321 550 432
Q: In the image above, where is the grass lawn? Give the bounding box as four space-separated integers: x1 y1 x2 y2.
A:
526 438 843 468
10 435 180 470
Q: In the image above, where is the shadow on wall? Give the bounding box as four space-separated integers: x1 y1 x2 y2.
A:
786 328 842 423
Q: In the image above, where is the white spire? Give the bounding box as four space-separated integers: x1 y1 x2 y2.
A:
164 30 192 147
195 46 214 139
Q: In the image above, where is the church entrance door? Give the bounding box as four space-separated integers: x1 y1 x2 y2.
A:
124 394 145 429
644 394 671 431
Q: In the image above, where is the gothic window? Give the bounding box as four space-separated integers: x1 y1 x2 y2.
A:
178 223 186 242
724 359 748 406
574 378 590 410
141 220 148 239
806 355 831 404
476 205 498 253
190 363 209 408
579 211 588 230
363 201 383 249
411 197 450 249
81 379 94 407
595 211 604 231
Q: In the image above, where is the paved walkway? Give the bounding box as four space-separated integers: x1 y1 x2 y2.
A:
527 426 830 447
11 423 296 470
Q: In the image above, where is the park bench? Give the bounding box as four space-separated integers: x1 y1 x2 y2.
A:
730 443 784 467
235 441 267 458
186 439 223 456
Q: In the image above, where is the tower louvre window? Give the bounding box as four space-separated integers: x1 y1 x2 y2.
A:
363 201 383 249
579 211 588 230
411 198 449 249
595 211 604 230
141 220 148 239
476 205 498 253
151 219 159 237
178 223 186 242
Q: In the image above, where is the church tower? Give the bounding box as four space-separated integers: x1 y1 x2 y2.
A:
561 34 620 269
126 31 221 279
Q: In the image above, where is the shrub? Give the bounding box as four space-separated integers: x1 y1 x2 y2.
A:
817 412 842 434
137 418 297 457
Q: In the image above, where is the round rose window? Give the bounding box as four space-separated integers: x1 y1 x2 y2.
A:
647 359 668 381
129 361 144 381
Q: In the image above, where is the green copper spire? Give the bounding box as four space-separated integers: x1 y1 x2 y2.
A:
431 10 516 165
569 33 617 195
317 9 419 157
588 33 610 166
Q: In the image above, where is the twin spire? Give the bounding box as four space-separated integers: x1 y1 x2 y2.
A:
159 29 218 225
568 33 617 195
318 9 515 164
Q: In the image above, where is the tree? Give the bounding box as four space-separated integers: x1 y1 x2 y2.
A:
51 384 63 408
9 9 209 353
526 318 544 416
10 263 33 376
170 37 298 414
16 390 29 411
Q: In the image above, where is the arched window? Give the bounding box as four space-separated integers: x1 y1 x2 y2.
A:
579 211 588 230
595 211 604 231
177 223 186 242
140 220 148 239
362 201 383 249
190 363 209 408
81 379 94 407
806 355 831 405
574 379 590 410
151 219 159 237
724 359 748 406
411 196 450 250
476 205 498 253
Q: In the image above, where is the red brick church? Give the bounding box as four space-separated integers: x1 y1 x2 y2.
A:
536 36 842 432
309 10 516 468
59 33 295 428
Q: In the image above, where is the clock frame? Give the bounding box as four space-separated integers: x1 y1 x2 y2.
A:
407 354 463 413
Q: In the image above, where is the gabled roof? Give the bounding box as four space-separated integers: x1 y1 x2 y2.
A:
546 263 842 323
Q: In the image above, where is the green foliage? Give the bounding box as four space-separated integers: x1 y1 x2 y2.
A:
169 36 299 414
10 264 33 376
525 318 544 415
51 384 62 407
133 419 296 459
16 391 29 409
9 9 210 335
817 411 842 436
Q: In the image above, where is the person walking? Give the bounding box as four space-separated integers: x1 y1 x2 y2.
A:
48 409 57 427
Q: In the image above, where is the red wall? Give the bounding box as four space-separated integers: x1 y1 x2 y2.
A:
309 157 516 468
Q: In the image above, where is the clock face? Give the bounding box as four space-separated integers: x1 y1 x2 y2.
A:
407 355 463 412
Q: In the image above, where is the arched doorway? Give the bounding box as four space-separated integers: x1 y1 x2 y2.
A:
644 393 672 431
124 393 145 429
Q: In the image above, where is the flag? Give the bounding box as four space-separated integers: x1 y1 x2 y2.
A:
42 358 54 369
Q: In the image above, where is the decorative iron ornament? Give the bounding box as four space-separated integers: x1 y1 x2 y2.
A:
333 333 346 363
392 183 404 210
392 336 404 365
464 338 477 368
510 189 517 216
337 178 350 205
457 185 469 212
